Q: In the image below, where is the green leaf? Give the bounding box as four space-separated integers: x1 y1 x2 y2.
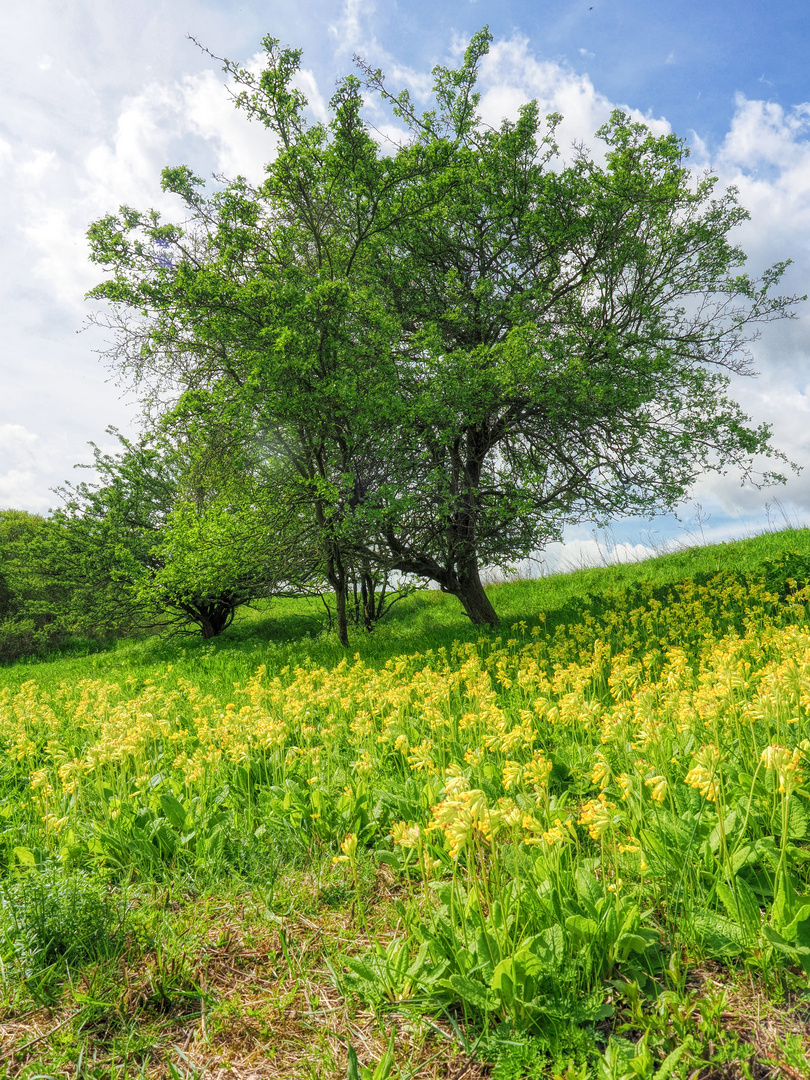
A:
347 1046 360 1080
615 932 654 958
565 914 598 943
575 867 603 917
159 793 188 830
657 1039 693 1078
730 843 758 875
539 924 565 966
444 973 495 1012
788 799 809 840
693 912 745 957
370 1030 396 1080
345 957 378 984
373 850 402 869
716 878 762 938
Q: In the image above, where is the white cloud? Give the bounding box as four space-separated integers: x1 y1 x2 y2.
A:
491 537 660 580
0 137 12 175
0 424 41 464
328 0 376 55
18 147 58 182
719 95 810 173
0 425 54 513
180 51 282 181
476 36 671 161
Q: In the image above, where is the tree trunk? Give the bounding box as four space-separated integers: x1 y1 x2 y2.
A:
324 542 350 647
334 580 349 647
453 563 499 626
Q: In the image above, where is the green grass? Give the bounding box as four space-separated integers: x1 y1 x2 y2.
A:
3 526 810 1078
12 525 810 689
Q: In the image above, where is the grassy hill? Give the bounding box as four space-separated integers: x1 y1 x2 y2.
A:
3 527 810 1078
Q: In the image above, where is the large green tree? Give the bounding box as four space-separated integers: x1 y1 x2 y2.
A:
0 510 69 661
347 31 802 623
86 29 801 633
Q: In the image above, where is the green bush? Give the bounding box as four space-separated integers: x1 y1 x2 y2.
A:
0 615 64 664
0 868 127 982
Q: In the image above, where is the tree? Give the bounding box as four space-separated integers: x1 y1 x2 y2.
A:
86 29 802 632
53 426 321 638
345 30 803 624
0 511 71 661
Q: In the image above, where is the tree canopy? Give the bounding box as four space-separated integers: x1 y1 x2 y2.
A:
85 27 802 640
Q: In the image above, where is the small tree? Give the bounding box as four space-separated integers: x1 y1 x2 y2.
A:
0 510 69 661
53 427 320 638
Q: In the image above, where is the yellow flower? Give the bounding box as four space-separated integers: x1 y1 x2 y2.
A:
524 752 552 791
352 752 374 779
616 773 633 801
578 794 615 840
761 744 803 795
521 813 545 844
494 798 522 829
390 821 421 849
407 739 437 774
644 775 668 802
503 760 523 791
685 743 721 802
542 822 569 846
333 832 358 864
591 754 610 789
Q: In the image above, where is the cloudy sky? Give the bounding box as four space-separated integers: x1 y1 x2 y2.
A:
3 0 810 569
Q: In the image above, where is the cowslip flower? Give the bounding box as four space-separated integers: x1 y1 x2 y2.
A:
333 832 358 864
390 821 421 849
578 794 615 840
502 759 523 791
761 744 803 796
685 743 721 802
430 788 492 858
591 754 610 789
524 752 552 791
644 775 668 802
542 821 570 846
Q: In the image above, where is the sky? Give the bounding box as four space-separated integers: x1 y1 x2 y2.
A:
2 0 810 572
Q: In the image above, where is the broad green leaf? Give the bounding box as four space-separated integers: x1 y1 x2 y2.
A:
716 878 762 938
575 867 603 917
565 914 598 943
657 1039 693 1078
159 793 188 830
693 912 745 957
788 799 809 840
444 973 495 1012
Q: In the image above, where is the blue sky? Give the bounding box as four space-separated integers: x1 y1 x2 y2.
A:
2 0 810 570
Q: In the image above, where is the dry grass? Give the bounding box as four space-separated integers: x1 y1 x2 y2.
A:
0 879 484 1080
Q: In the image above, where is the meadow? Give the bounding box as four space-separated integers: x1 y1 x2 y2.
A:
3 529 810 1078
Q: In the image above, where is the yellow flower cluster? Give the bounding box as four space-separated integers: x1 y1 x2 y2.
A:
3 562 810 906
